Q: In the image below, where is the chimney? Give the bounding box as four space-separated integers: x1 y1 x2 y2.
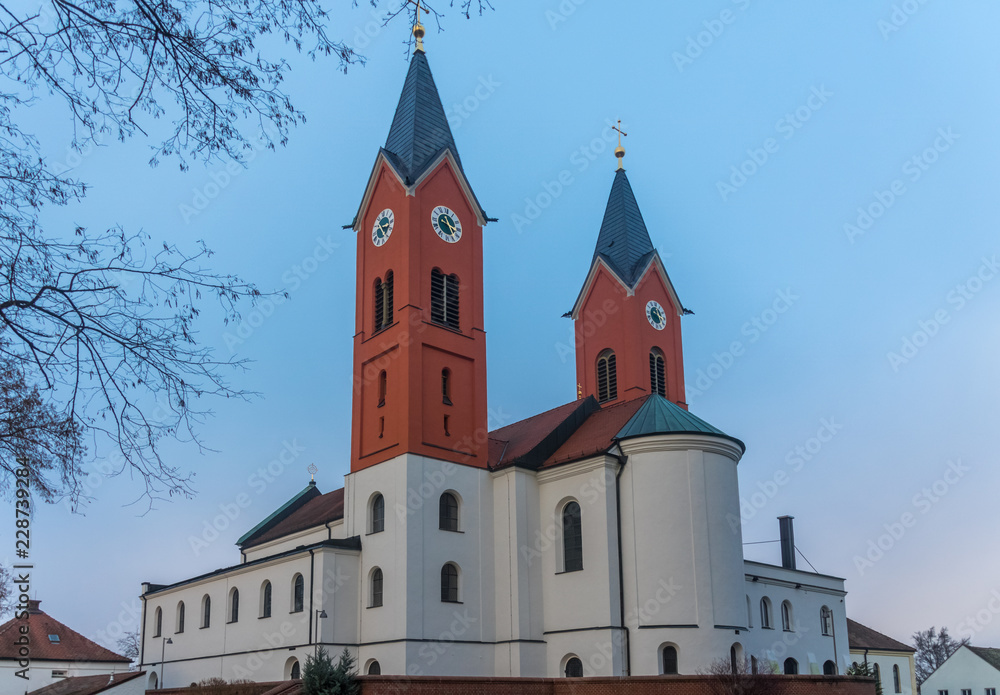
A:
778 516 796 570
27 600 42 613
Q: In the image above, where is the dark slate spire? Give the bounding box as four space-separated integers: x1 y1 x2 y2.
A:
593 169 656 287
383 51 461 184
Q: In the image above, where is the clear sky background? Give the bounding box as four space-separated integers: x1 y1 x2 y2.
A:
11 0 1000 654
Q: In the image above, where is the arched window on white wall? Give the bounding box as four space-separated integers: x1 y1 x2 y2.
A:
561 501 583 572
661 644 678 674
563 655 583 678
760 597 773 629
781 600 793 631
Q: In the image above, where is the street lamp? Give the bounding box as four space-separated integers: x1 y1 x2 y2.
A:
314 609 328 656
822 607 838 674
159 637 173 690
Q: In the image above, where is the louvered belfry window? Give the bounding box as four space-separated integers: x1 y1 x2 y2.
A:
650 348 666 397
596 350 618 403
431 269 460 330
374 272 394 332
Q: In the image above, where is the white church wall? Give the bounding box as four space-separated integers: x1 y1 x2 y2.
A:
742 561 848 675
491 466 546 677
848 649 916 695
537 456 621 636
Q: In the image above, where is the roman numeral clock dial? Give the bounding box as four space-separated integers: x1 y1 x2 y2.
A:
371 209 394 247
646 300 667 330
432 206 462 243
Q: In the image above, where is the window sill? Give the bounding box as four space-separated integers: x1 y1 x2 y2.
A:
441 600 463 604
258 615 272 620
366 530 384 536
366 604 383 610
555 568 584 575
289 609 303 615
439 528 464 534
227 620 238 625
200 626 210 630
761 626 774 630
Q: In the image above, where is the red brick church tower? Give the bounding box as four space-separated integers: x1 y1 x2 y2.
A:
570 140 690 408
349 22 490 472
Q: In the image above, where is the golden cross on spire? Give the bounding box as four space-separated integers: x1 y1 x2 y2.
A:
406 0 426 52
308 463 318 482
613 119 627 170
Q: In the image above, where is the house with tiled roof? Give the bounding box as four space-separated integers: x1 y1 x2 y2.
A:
847 618 917 694
0 600 131 695
922 645 1000 695
26 671 145 695
137 13 857 688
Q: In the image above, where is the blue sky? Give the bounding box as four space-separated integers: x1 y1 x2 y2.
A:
14 0 1000 653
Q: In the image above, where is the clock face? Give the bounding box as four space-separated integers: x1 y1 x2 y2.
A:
646 300 667 331
431 206 462 243
371 209 394 247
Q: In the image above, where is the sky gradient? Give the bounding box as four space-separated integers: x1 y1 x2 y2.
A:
11 0 1000 656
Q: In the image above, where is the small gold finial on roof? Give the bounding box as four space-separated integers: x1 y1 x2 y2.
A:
408 0 426 52
308 463 318 482
577 383 583 400
612 119 627 170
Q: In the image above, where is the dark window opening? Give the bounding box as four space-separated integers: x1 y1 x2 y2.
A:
202 596 211 628
153 608 162 637
783 658 798 675
441 563 459 603
443 414 450 437
562 501 583 572
229 589 239 623
439 492 459 532
378 370 387 407
662 646 678 674
431 269 460 330
292 575 304 613
368 661 381 675
650 348 666 397
262 582 272 618
371 494 385 533
824 660 837 675
378 416 385 439
596 351 617 403
290 661 300 679
442 369 452 405
564 657 583 678
176 603 185 633
371 568 383 608
374 272 394 332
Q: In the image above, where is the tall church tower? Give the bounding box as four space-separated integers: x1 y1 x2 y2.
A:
570 139 689 407
349 23 489 472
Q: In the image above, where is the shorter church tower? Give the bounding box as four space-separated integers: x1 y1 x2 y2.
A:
570 133 688 407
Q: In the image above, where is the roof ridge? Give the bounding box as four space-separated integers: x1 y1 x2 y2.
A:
489 398 582 437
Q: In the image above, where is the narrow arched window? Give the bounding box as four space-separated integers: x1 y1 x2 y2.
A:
781 600 793 631
371 494 385 534
176 602 185 633
751 656 759 674
562 501 583 572
874 663 881 687
431 268 460 330
201 595 211 628
730 644 740 674
261 581 272 618
367 661 381 675
892 664 901 692
746 595 753 628
292 574 304 613
377 370 387 407
374 273 394 332
564 657 583 678
650 348 666 397
783 658 798 674
370 568 383 608
824 660 837 675
439 492 459 532
153 607 162 637
442 368 452 405
596 350 617 403
662 645 678 674
760 597 772 629
229 588 239 623
441 563 459 603
821 606 833 635
290 661 300 679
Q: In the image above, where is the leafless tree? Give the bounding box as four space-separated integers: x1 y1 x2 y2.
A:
116 629 141 662
913 626 969 683
0 0 492 508
701 656 789 695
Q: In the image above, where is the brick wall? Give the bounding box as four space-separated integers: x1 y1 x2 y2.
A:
359 675 877 695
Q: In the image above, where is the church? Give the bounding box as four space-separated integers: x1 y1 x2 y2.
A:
137 16 854 689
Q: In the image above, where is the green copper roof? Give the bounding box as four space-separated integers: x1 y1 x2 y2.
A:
236 482 319 547
616 394 745 452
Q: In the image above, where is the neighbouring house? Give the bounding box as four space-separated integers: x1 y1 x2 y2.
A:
921 645 1000 695
26 671 146 695
847 618 917 694
0 600 132 695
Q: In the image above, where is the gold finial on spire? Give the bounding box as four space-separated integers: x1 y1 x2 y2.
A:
407 0 426 52
612 119 627 170
308 463 318 482
577 383 583 400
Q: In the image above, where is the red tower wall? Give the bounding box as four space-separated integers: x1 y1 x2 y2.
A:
350 158 488 472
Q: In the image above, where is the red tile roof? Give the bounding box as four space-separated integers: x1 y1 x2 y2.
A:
488 399 587 467
27 671 143 695
544 397 646 466
846 618 915 653
0 601 130 664
241 488 345 549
